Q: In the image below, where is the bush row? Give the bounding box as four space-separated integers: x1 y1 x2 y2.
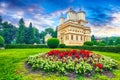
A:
5 44 48 49
65 46 120 53
5 44 120 53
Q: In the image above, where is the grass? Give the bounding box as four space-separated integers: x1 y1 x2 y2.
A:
0 49 120 80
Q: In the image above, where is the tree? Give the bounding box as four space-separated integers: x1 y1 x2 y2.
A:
0 36 4 47
91 35 95 42
83 41 93 46
45 27 54 35
98 41 106 46
0 16 3 35
33 28 40 44
91 35 97 45
1 22 17 44
24 22 35 44
53 27 57 38
115 37 120 45
16 18 26 44
40 31 46 44
108 39 114 45
0 16 2 24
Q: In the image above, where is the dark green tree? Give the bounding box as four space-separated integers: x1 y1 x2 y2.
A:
0 16 2 35
108 39 114 45
40 31 46 44
53 27 57 38
98 40 106 46
45 27 54 35
16 18 26 44
0 36 4 47
0 16 2 24
33 28 40 44
115 37 120 45
24 22 35 44
105 37 109 45
1 22 17 44
91 35 97 45
91 35 95 42
84 41 94 46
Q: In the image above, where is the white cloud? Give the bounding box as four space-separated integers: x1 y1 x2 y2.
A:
110 12 120 26
0 8 6 15
0 2 8 8
27 8 69 31
89 11 120 37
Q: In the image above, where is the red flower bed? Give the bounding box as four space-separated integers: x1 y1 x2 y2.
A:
47 49 92 59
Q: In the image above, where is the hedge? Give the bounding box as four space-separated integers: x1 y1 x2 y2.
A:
5 44 48 49
4 44 120 53
47 38 59 48
65 46 120 53
59 44 66 48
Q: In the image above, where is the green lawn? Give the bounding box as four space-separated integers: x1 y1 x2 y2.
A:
0 49 120 80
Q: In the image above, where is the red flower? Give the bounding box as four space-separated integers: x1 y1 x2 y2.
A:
80 50 92 58
94 63 103 69
71 50 77 55
47 50 61 56
75 54 80 59
59 53 64 58
47 51 53 55
68 52 72 56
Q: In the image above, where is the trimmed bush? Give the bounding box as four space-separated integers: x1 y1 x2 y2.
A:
98 43 106 46
84 41 93 46
0 36 4 47
47 38 59 48
59 44 66 48
65 46 120 53
5 44 48 49
116 44 120 47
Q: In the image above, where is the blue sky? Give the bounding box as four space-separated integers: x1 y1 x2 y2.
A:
0 0 120 37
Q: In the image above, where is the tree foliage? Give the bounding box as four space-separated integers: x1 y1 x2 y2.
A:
0 36 4 47
16 18 26 44
1 22 17 44
84 41 93 46
24 22 35 44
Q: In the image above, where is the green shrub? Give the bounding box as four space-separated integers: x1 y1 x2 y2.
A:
84 41 93 46
59 44 66 48
65 46 120 53
0 36 4 47
116 44 120 47
47 38 59 48
98 43 106 46
5 44 48 49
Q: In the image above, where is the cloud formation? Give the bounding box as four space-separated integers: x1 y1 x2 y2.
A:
0 0 120 37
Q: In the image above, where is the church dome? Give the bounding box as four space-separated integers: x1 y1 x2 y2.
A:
78 8 85 14
67 8 76 13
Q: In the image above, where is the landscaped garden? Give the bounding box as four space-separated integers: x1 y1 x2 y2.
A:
0 48 120 80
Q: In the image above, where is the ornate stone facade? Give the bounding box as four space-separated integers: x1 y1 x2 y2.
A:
57 8 91 46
